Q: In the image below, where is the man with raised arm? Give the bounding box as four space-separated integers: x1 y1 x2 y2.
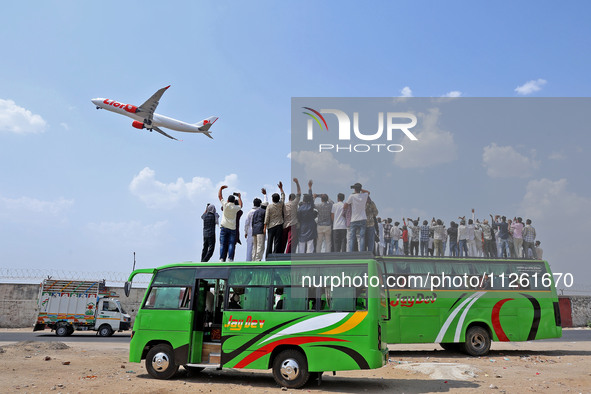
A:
218 185 243 262
264 181 285 258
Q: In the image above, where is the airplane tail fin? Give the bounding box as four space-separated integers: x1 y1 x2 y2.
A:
195 116 218 133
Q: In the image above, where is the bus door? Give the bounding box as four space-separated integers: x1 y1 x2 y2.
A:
190 268 228 364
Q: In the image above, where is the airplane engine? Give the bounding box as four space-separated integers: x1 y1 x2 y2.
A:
132 121 145 129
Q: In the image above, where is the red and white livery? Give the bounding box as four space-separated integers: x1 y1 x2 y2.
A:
92 85 218 141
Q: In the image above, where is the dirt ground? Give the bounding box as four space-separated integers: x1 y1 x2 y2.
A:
1 331 590 393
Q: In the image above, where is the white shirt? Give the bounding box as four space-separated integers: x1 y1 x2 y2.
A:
457 224 469 241
331 201 347 230
346 192 368 222
391 227 401 241
220 199 241 230
466 224 475 240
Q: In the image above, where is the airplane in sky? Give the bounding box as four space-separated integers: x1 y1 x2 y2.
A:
91 85 218 141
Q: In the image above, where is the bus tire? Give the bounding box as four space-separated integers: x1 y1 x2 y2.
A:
439 342 461 352
98 325 113 337
146 344 179 380
55 324 69 337
463 326 491 356
272 349 310 389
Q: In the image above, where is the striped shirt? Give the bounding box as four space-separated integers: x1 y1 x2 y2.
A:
420 225 430 242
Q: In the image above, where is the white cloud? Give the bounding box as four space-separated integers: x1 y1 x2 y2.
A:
129 167 241 209
393 108 458 168
515 79 547 95
290 151 365 186
482 143 540 178
0 195 73 222
60 122 69 130
400 86 413 97
0 99 47 134
442 91 462 98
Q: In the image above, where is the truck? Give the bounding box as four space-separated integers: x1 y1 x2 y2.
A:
33 279 132 337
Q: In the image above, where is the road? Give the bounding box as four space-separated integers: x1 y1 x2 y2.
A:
0 328 588 345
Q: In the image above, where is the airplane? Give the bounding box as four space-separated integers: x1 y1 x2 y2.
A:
91 85 218 141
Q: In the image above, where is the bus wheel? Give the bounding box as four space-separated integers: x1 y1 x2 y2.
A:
146 344 179 380
439 343 461 352
55 325 69 337
272 349 310 389
463 326 491 356
98 325 113 337
183 365 204 374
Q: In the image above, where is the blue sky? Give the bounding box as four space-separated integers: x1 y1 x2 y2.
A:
1 1 590 292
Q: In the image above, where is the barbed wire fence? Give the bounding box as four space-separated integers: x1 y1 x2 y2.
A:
0 267 150 286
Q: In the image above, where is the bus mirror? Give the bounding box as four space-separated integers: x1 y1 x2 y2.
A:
124 281 131 297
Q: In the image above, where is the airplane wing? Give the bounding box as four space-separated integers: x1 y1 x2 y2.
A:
137 85 170 125
152 126 180 141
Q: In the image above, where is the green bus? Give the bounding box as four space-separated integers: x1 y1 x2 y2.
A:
380 256 562 355
125 258 389 388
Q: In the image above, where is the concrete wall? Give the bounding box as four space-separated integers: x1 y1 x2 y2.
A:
0 283 147 329
569 296 591 327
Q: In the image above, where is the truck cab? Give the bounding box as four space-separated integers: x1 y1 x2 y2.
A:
95 298 132 336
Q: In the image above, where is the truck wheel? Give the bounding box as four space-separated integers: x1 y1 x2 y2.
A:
55 325 69 337
463 326 491 356
66 326 75 336
98 325 113 337
272 349 309 389
146 344 179 380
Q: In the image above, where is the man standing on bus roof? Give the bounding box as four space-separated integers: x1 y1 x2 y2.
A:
447 221 458 257
344 182 370 252
511 217 525 258
251 189 268 261
491 214 511 258
522 219 537 259
407 217 420 256
264 181 285 257
244 190 266 261
201 203 219 262
282 178 301 254
457 219 469 257
419 220 430 256
218 185 243 262
331 193 348 253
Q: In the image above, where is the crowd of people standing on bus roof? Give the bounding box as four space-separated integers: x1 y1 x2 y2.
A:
200 179 543 262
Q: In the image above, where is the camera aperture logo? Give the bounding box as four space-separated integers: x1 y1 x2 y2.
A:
301 107 418 153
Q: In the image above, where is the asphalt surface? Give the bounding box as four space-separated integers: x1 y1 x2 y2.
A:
0 328 588 345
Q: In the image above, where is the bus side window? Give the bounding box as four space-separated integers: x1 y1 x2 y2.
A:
227 287 244 310
274 287 285 310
